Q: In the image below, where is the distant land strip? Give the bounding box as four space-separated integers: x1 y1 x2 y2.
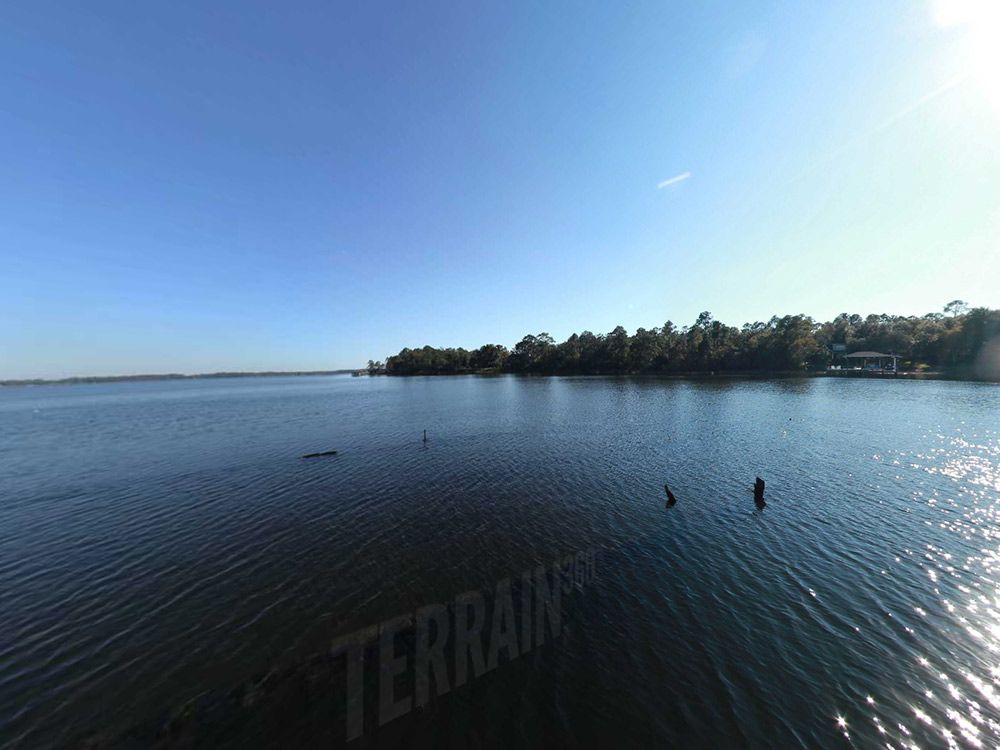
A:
370 304 1000 381
0 370 353 387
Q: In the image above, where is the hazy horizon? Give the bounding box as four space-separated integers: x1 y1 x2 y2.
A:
3 1 998 380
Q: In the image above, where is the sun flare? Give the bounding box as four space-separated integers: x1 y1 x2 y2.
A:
932 0 1000 112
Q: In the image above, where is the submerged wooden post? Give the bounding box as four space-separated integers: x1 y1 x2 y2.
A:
664 484 677 507
754 477 766 509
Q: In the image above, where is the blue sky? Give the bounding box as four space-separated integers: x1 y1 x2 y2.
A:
2 0 999 378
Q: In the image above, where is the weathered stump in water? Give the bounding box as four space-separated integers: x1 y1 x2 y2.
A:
664 484 677 507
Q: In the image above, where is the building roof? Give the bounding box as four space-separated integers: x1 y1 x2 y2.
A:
843 351 894 358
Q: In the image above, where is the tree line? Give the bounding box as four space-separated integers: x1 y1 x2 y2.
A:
372 301 1000 377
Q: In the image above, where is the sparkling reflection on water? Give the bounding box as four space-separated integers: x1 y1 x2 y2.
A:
0 375 998 748
856 426 1000 749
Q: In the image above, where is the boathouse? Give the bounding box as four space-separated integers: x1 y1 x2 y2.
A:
843 351 899 372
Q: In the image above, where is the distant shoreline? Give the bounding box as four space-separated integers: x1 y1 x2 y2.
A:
0 370 354 387
4 367 995 388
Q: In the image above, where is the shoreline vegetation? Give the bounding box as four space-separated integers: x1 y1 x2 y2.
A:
373 303 1000 382
0 370 353 387
6 304 998 387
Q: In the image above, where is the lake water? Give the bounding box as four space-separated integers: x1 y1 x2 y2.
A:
2 374 999 748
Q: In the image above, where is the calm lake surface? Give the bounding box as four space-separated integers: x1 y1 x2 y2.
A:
2 374 999 748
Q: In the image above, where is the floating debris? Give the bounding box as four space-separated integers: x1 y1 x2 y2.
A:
302 450 338 459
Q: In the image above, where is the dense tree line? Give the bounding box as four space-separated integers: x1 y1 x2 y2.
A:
381 302 1000 377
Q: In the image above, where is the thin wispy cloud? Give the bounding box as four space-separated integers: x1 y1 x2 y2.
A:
657 172 691 189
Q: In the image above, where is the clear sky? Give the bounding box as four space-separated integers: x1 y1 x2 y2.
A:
2 0 999 378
